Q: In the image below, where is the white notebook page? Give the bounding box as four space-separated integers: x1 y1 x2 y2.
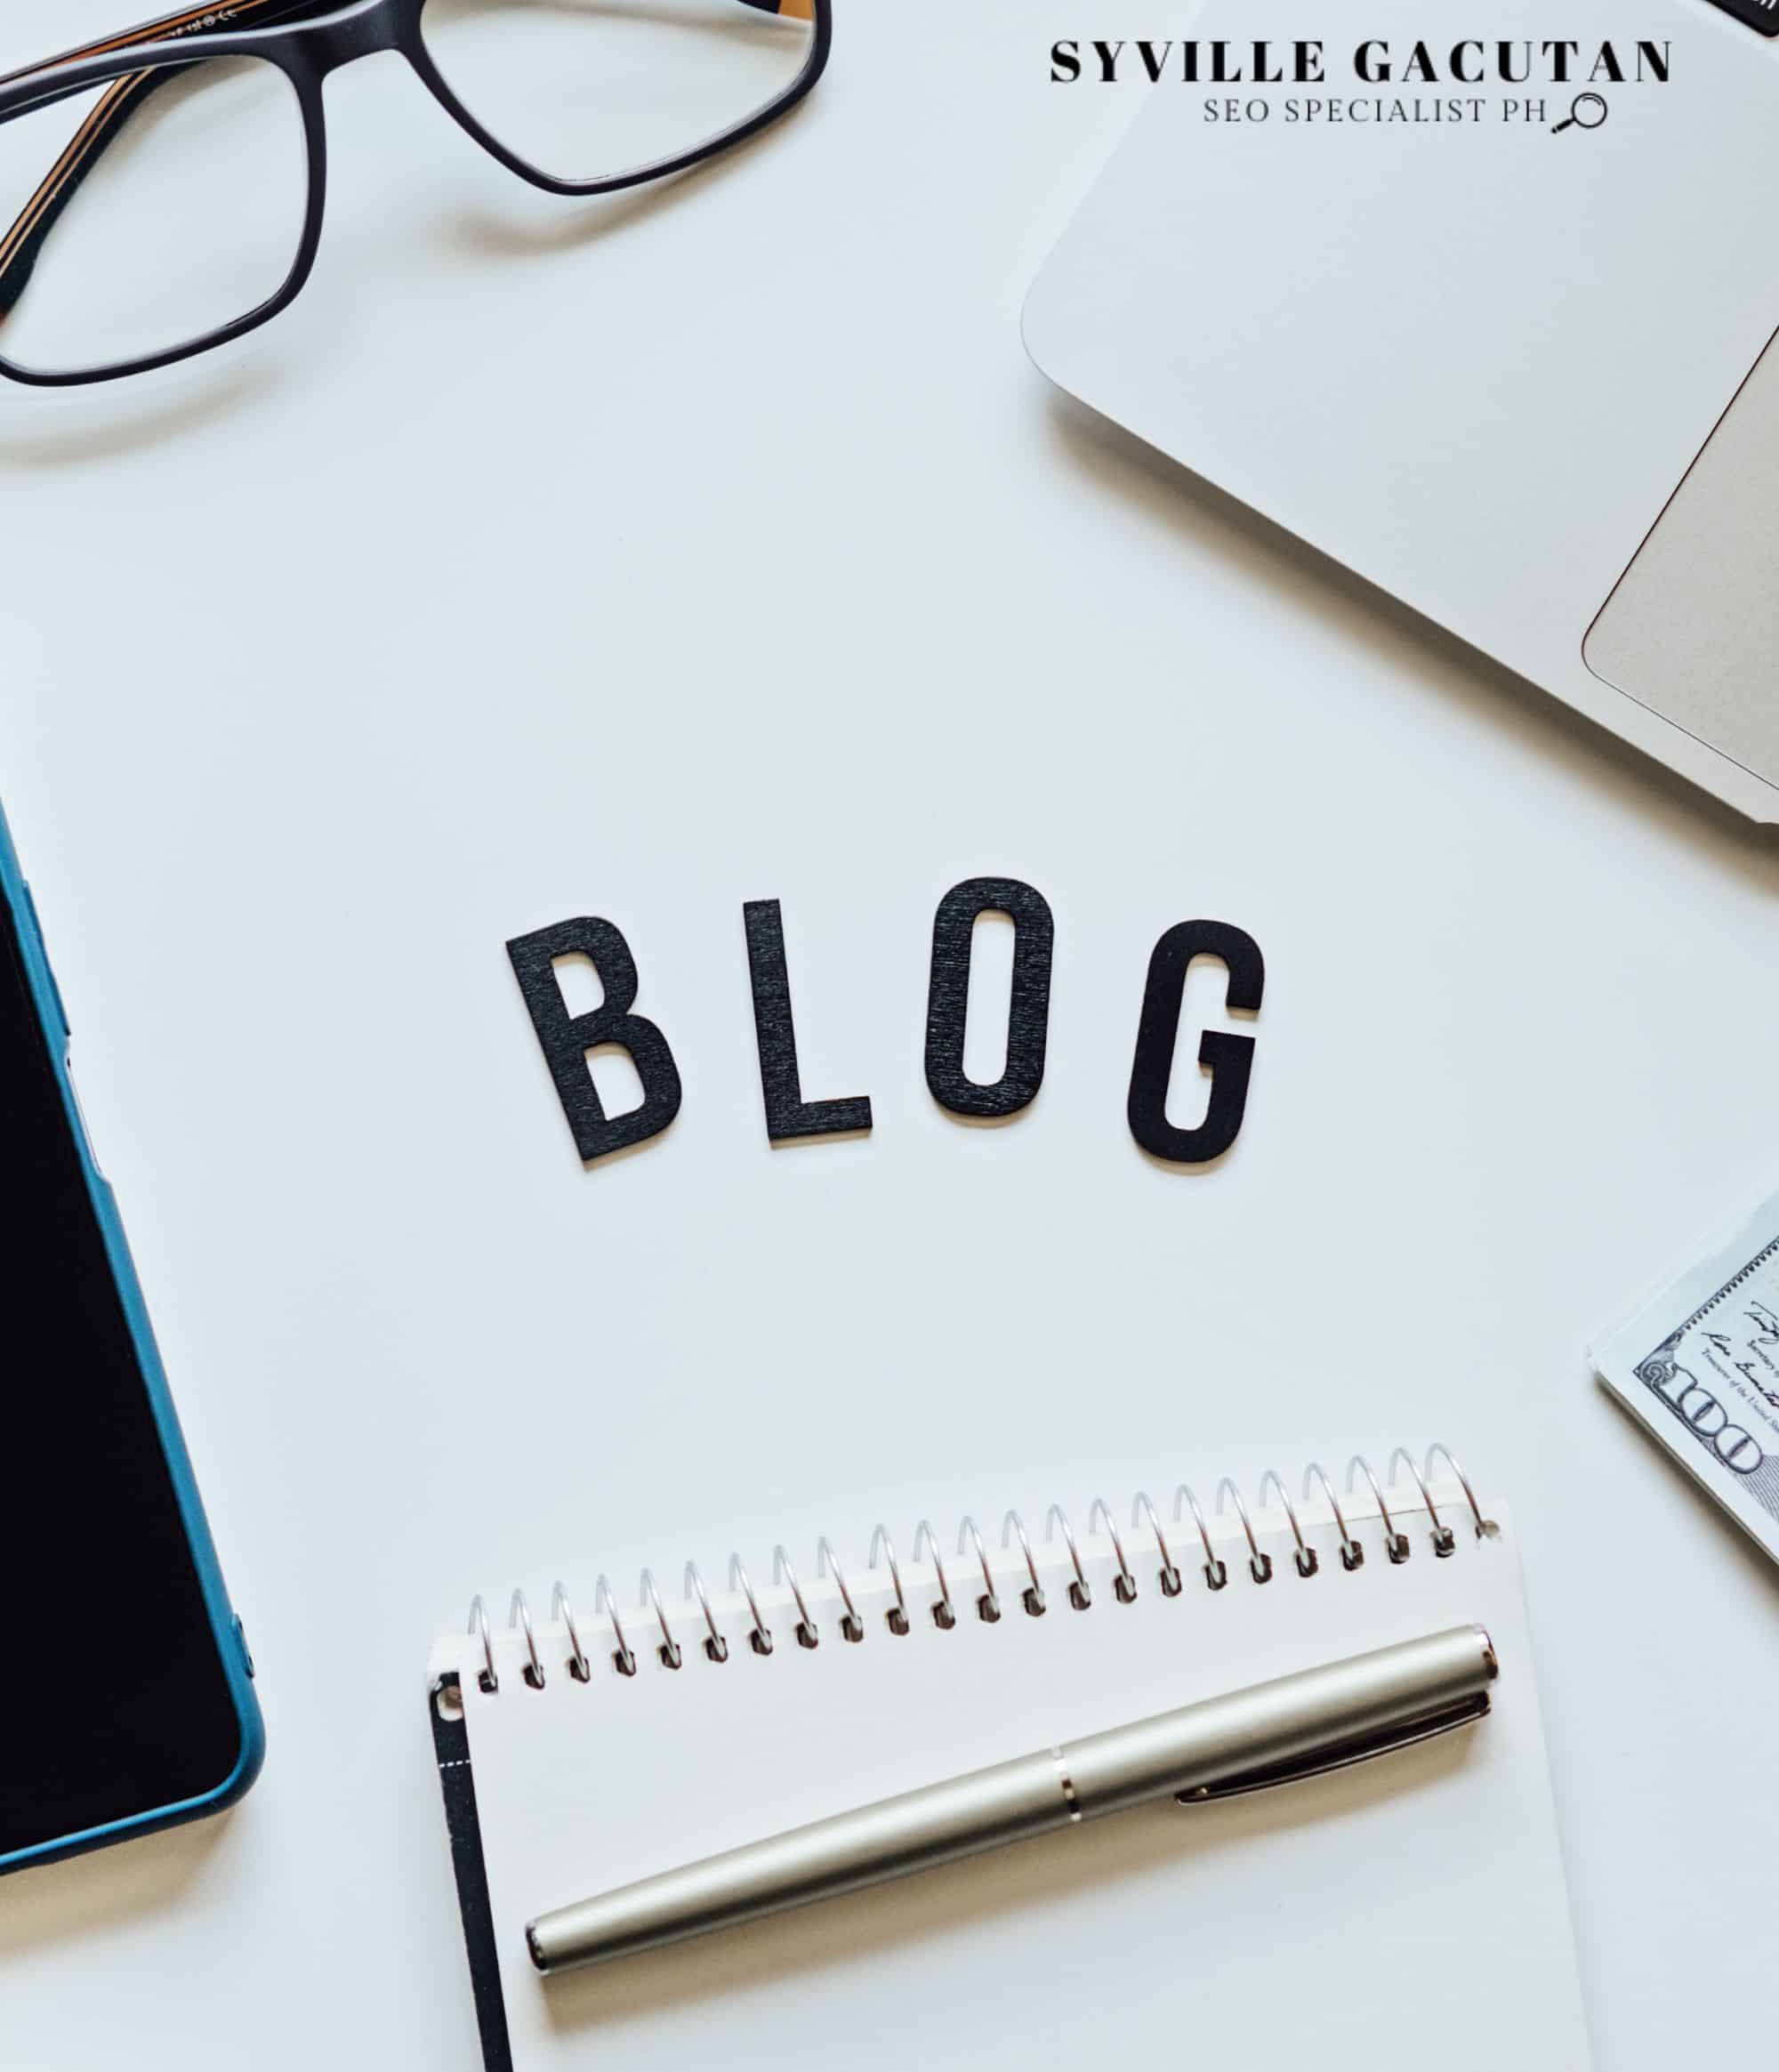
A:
429 1483 1591 2071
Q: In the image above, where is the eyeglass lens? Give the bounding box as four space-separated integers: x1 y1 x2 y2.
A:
418 0 817 187
0 54 308 378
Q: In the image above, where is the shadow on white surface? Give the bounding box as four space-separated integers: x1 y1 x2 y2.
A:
1595 1388 1779 1608
1038 390 1779 875
439 96 815 262
0 355 284 470
0 1815 225 1963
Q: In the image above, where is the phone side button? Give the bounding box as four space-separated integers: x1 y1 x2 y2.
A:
232 1616 256 1680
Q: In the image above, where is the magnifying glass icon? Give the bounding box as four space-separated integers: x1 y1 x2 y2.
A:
1552 92 1608 133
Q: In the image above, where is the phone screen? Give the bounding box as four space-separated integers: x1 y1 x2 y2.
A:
0 891 244 1861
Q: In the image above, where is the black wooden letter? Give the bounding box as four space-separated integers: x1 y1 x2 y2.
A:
1126 920 1264 1164
924 877 1054 1119
743 899 873 1142
506 917 682 1163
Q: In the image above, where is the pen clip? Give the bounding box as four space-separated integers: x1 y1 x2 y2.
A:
1176 1692 1492 1804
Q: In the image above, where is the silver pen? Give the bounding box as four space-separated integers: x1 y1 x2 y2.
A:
527 1623 1498 1976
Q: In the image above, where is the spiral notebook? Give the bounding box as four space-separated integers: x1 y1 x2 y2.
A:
425 1448 1592 2072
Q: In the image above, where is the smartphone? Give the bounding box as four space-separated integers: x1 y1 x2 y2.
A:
0 806 263 1873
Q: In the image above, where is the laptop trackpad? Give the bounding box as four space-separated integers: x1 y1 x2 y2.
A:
1584 327 1779 789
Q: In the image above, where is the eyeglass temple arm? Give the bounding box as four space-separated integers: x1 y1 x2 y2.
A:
0 70 174 317
0 0 329 320
0 0 315 100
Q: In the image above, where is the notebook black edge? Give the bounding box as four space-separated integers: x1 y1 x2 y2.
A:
431 1673 515 2072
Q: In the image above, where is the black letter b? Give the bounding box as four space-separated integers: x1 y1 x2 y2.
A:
507 917 681 1163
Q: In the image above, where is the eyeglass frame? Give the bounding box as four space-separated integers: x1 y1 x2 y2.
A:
0 0 833 387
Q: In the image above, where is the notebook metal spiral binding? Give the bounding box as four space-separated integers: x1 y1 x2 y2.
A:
463 1443 1495 1697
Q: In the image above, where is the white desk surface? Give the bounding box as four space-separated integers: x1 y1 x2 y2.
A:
2 6 1775 2068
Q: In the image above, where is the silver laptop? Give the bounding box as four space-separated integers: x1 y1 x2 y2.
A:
1024 0 1779 820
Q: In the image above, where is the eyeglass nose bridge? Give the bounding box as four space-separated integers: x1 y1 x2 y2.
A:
299 0 408 79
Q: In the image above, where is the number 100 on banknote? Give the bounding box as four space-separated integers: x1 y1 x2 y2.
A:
1596 1189 1779 1564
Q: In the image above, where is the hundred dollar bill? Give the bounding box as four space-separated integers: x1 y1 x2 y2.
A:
1594 1182 1779 1562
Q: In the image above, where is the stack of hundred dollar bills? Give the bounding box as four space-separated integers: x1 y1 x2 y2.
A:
1595 1182 1779 1560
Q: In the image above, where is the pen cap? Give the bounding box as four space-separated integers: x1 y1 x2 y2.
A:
1063 1625 1498 1818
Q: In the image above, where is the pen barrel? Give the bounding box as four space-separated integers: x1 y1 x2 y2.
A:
526 1625 1497 1977
527 1748 1072 1973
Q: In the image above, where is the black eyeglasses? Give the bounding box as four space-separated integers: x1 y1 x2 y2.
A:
0 0 831 386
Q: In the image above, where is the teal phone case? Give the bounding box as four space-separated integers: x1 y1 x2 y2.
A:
0 802 264 1872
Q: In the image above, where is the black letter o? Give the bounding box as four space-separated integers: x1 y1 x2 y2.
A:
924 878 1054 1120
